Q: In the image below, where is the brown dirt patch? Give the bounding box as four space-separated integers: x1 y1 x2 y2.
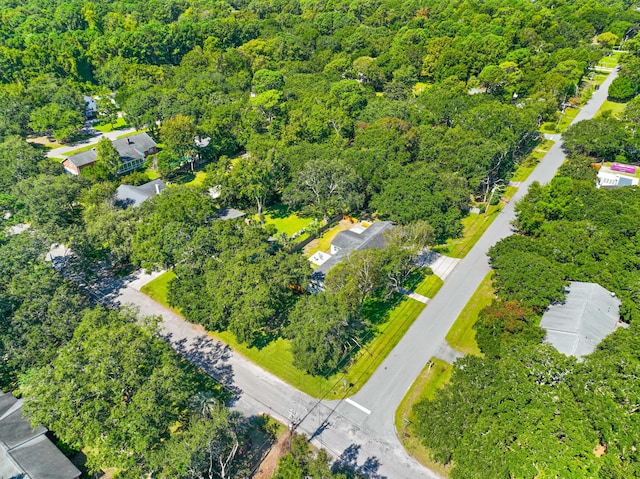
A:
252 431 291 479
593 444 607 457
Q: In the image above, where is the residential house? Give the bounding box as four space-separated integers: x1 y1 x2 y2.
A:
596 163 639 188
309 221 393 291
0 391 81 479
114 179 166 208
61 132 158 176
539 282 622 358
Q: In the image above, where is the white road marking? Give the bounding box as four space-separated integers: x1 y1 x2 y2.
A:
345 398 371 415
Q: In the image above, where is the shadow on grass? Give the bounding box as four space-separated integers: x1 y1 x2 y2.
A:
264 202 293 219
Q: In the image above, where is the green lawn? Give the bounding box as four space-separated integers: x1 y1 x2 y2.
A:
140 271 426 397
259 203 314 238
511 140 555 183
435 209 499 259
305 221 351 256
596 100 627 118
94 117 127 133
394 358 453 478
540 108 580 134
597 52 621 69
445 271 494 355
413 273 444 298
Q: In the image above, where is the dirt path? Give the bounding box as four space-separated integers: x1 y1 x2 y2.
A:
252 431 291 479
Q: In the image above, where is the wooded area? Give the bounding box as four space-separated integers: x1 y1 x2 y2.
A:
1 0 639 476
413 95 640 478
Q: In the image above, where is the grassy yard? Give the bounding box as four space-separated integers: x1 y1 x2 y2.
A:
304 220 352 256
596 100 627 118
394 358 453 478
94 117 127 133
140 271 426 397
259 203 314 238
445 271 494 355
597 52 622 69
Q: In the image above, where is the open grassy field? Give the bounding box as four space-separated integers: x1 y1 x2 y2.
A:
445 271 494 355
394 358 453 478
141 271 426 397
540 108 580 134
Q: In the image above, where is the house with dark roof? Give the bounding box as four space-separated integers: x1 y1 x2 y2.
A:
540 282 621 358
62 132 158 175
115 179 166 208
309 221 393 291
0 391 80 479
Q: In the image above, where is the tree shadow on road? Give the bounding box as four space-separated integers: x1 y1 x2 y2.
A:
333 444 387 479
166 332 242 404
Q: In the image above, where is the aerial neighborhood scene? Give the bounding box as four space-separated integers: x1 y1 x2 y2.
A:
1 0 640 478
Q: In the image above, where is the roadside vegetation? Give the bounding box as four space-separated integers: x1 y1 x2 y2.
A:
1 0 639 477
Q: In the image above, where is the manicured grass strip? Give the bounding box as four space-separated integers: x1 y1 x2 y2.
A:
63 143 99 156
414 274 444 298
596 100 626 118
395 358 453 478
445 271 494 355
511 140 555 182
438 210 499 259
141 271 427 397
116 129 147 139
343 297 425 393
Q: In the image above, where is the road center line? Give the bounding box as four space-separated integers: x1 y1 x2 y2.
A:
345 398 371 415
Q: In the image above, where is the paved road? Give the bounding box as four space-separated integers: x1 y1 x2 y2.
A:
46 126 137 158
95 69 617 479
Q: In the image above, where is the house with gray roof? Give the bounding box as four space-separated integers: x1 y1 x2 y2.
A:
115 179 166 208
0 391 80 479
540 282 621 358
309 221 393 291
62 132 158 176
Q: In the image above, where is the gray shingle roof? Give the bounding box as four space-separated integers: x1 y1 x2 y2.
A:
540 282 621 358
217 207 246 220
314 221 393 278
0 392 80 479
111 132 157 163
67 132 157 168
115 179 166 208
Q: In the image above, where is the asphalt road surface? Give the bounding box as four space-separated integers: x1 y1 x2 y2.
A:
107 69 617 478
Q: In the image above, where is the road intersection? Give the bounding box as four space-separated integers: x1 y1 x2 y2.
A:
99 69 618 478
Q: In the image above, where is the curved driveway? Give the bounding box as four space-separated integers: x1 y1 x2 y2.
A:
113 69 617 478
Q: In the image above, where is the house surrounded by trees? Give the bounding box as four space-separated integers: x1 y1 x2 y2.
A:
61 132 157 175
309 221 393 290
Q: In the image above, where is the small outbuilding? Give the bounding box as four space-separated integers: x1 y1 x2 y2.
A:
539 282 621 358
0 391 81 479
